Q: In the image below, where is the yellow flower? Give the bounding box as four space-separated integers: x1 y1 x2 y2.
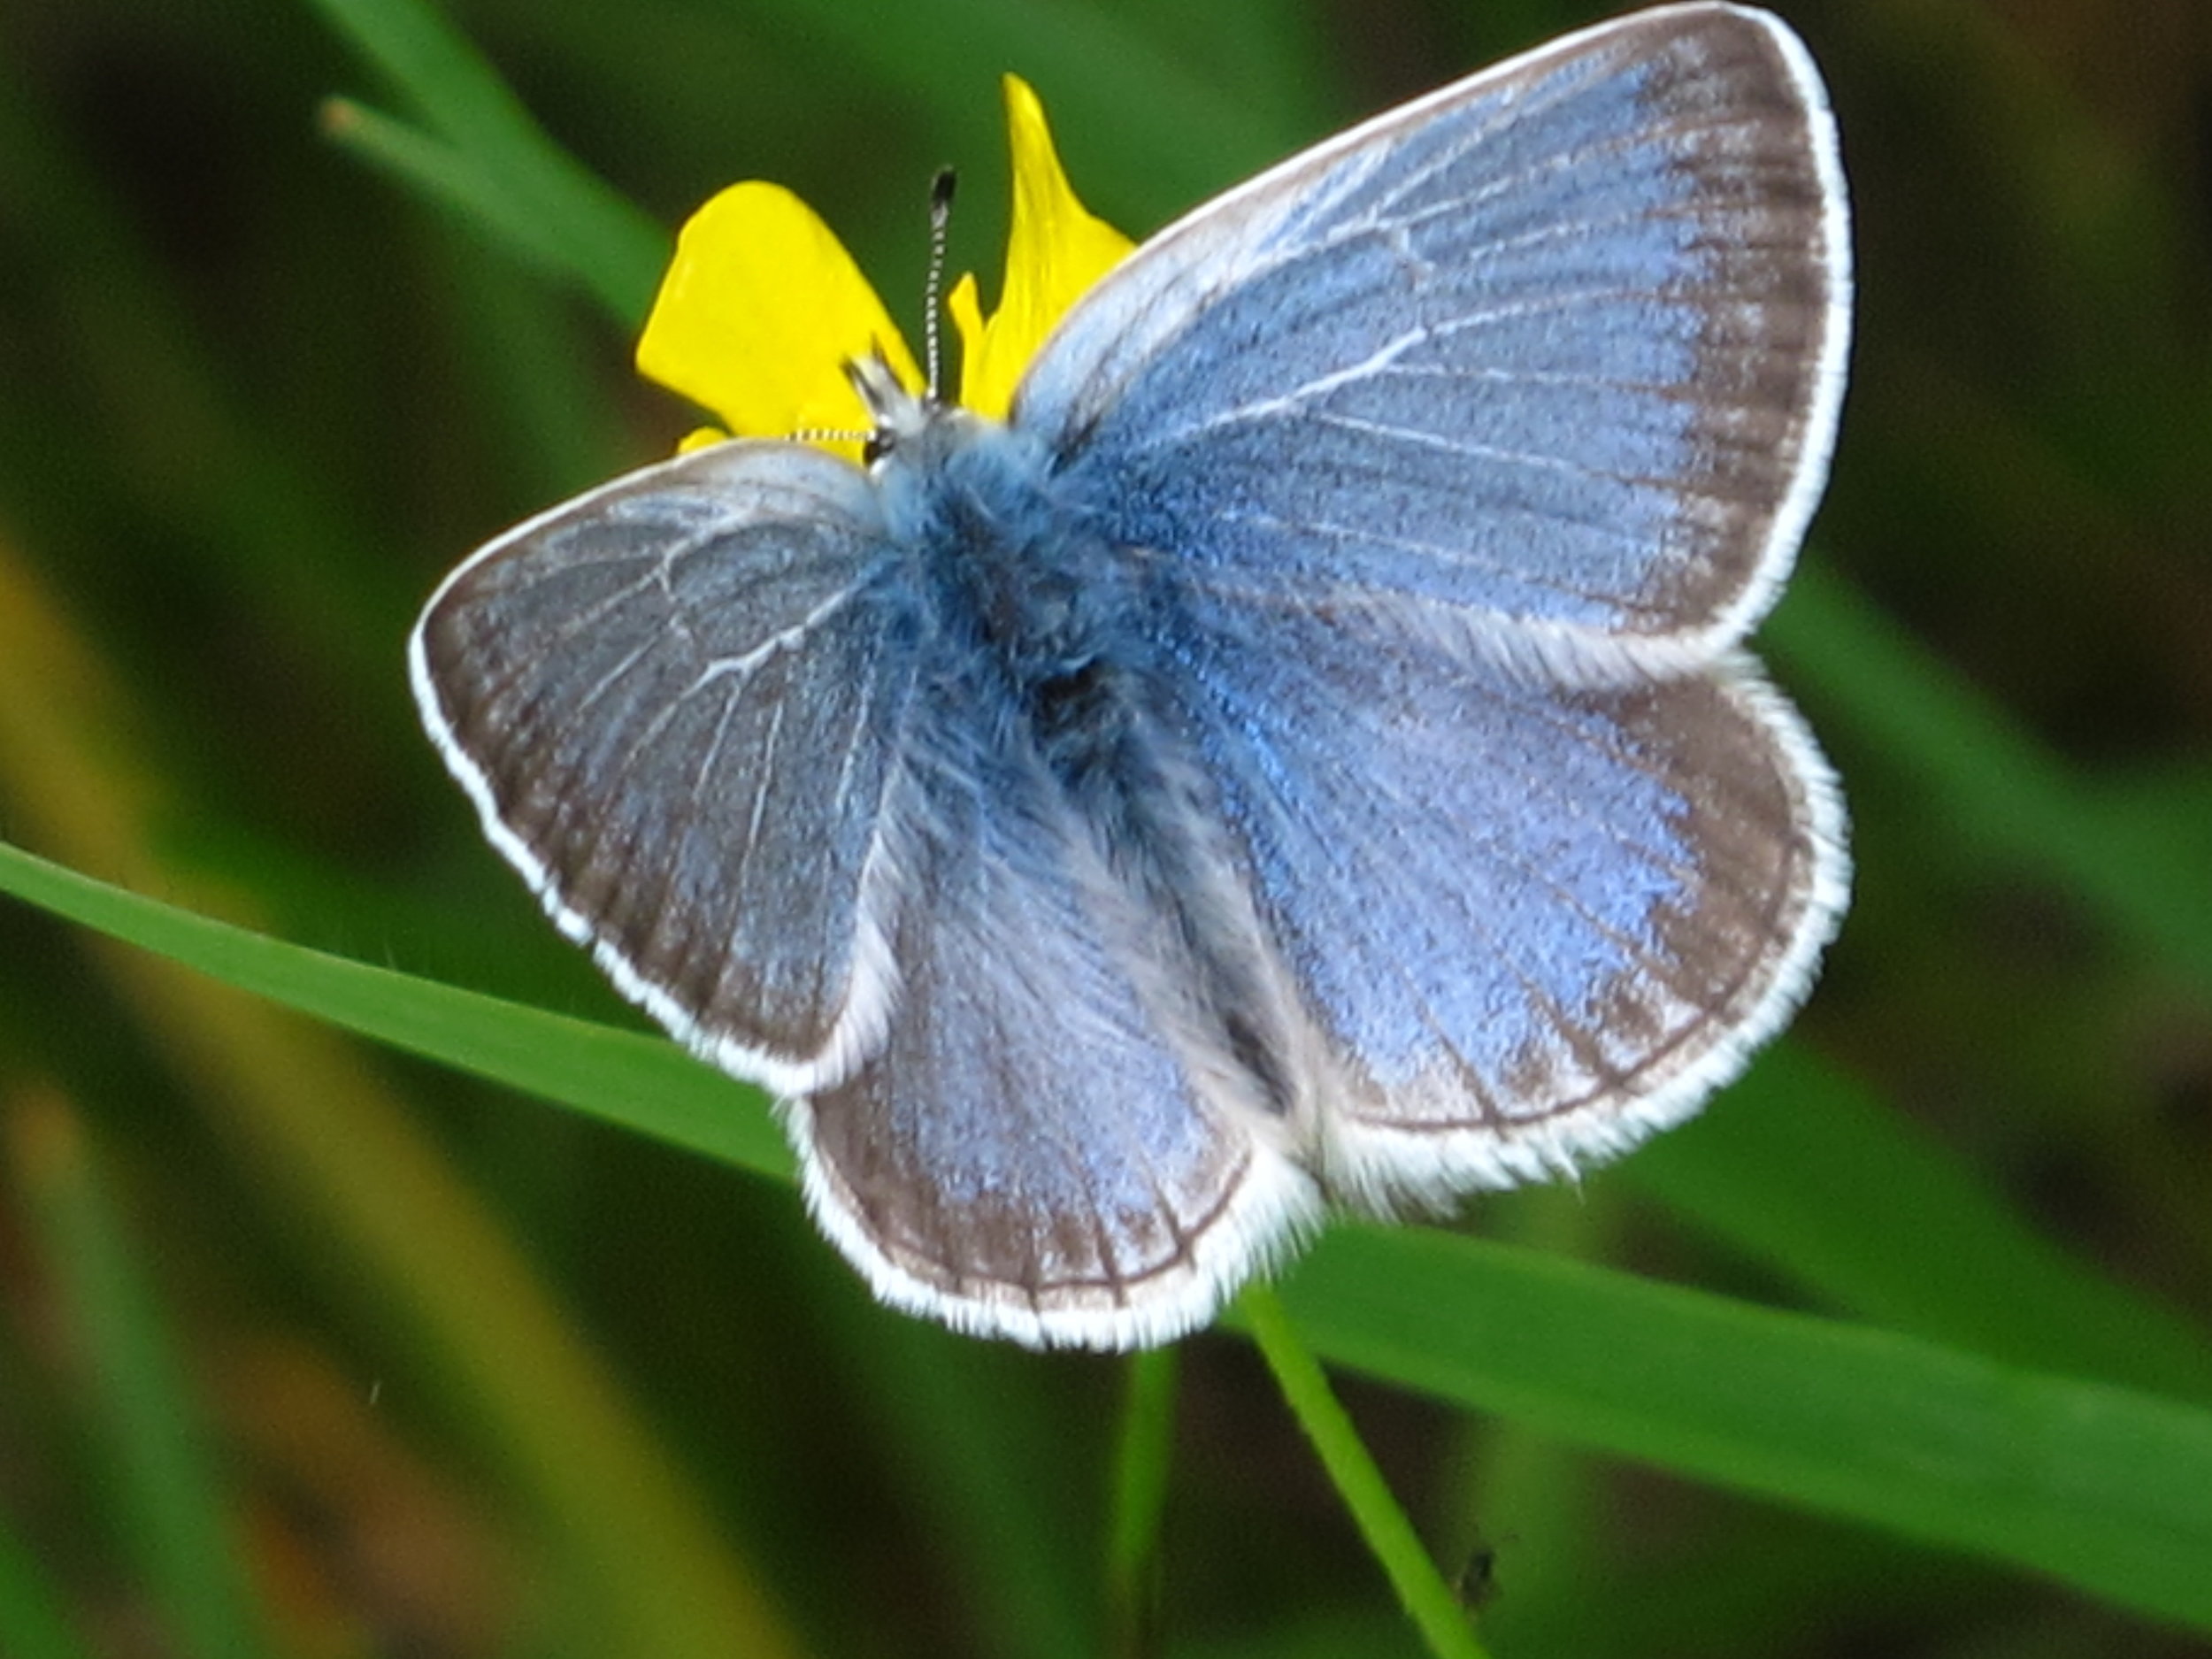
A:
634 76 1133 460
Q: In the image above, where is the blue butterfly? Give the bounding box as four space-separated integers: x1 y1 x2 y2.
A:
411 2 1851 1348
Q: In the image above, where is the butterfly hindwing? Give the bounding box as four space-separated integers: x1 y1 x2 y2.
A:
792 718 1318 1348
411 442 918 1090
1023 3 1847 676
1160 595 1844 1202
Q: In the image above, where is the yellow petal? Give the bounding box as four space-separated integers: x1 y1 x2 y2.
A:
947 272 987 390
634 181 922 457
956 75 1134 420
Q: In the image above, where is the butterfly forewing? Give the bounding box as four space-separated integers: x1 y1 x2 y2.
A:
1021 2 1847 679
411 443 918 1091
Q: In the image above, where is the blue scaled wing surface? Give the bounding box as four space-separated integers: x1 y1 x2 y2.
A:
1018 1 1851 1206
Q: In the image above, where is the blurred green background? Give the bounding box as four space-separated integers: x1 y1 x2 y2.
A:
3 0 2209 1655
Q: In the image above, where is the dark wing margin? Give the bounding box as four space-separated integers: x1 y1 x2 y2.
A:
410 441 917 1093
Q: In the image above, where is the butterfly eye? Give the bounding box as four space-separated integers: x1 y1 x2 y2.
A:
845 349 933 464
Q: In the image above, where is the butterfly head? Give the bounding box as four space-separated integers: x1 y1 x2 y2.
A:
847 348 946 466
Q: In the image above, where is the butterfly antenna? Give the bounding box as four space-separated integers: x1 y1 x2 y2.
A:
924 168 956 403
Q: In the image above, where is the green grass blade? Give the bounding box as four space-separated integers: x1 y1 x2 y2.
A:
1242 1286 1489 1659
303 0 665 321
0 840 788 1181
7 1096 274 1659
319 96 638 296
1105 1346 1179 1654
1627 1044 2212 1401
1268 1225 2212 1632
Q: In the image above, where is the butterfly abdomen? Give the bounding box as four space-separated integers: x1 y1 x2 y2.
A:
881 413 1312 1127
